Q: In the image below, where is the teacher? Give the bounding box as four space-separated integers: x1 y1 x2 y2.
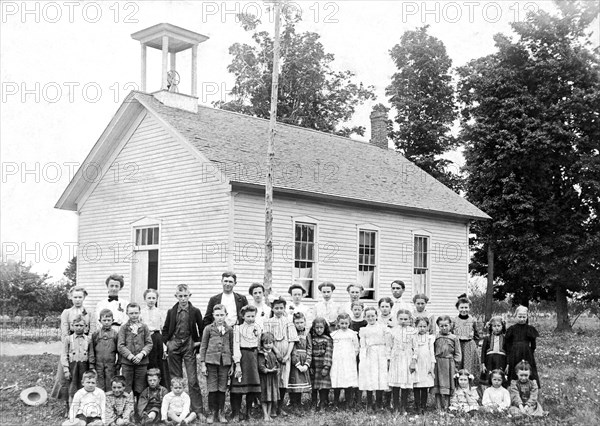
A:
91 274 129 333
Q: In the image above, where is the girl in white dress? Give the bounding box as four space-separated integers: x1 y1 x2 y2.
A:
330 313 359 407
388 309 416 413
359 307 390 412
413 316 435 414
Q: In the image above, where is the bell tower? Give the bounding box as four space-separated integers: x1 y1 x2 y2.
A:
131 23 209 112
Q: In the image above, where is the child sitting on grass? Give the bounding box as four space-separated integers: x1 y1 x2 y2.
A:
482 369 511 412
161 377 197 426
449 369 479 414
64 370 105 426
137 368 169 425
105 375 134 426
509 360 544 417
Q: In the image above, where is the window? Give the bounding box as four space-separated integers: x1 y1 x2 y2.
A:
135 226 159 247
294 222 316 298
358 229 377 300
413 235 429 295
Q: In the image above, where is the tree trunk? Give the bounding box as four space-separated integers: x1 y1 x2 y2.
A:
484 244 494 322
554 283 572 332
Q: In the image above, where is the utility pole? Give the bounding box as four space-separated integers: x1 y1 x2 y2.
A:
264 0 283 297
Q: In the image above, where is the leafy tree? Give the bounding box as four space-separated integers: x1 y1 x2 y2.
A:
215 14 375 137
386 26 462 191
63 256 77 286
458 0 600 331
0 260 70 317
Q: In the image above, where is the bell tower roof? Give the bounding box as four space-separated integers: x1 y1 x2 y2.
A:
131 23 209 53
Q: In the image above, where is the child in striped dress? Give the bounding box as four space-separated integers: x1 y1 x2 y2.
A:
262 297 298 417
287 312 312 408
453 294 481 386
309 317 333 411
231 305 262 421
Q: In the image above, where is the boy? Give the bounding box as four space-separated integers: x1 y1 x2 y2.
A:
200 304 234 424
161 377 197 425
65 370 105 426
137 368 169 425
105 375 134 426
162 284 205 419
118 303 153 399
92 308 120 391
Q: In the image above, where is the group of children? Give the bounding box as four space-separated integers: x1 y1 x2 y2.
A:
55 284 544 425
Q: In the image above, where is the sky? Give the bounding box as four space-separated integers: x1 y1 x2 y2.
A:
1 0 589 281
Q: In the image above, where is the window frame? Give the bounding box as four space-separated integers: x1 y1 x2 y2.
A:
411 229 432 298
356 224 380 300
292 216 319 299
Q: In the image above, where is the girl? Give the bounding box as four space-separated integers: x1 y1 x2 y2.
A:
231 305 262 422
432 315 462 410
412 294 436 334
506 306 540 387
286 284 312 326
482 369 511 412
61 315 95 406
258 332 280 422
378 297 396 328
453 294 481 385
349 302 367 334
449 369 479 413
310 317 333 411
481 316 507 386
288 312 312 408
117 303 153 399
508 361 544 417
248 283 271 328
262 297 298 416
52 286 91 411
358 307 390 412
388 309 417 414
413 316 435 414
199 304 233 424
140 289 170 390
330 313 359 408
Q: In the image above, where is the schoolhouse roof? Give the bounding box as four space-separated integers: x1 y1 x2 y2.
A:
56 91 489 221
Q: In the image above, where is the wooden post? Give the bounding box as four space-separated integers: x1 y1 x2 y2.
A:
191 45 198 97
161 36 169 90
140 43 147 92
264 0 282 297
484 236 494 322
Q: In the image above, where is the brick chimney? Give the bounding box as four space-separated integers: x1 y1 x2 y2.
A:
370 110 388 149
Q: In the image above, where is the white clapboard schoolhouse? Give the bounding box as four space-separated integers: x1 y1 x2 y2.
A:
55 24 489 315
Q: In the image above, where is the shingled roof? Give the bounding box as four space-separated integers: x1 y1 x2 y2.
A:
136 92 489 220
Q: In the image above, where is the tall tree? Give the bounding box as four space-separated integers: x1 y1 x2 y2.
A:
63 256 77 287
458 0 600 331
215 15 375 137
386 26 461 191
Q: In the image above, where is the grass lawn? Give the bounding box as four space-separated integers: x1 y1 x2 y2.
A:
1 318 598 426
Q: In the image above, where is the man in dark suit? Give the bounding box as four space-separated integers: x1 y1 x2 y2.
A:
162 284 205 419
203 272 248 327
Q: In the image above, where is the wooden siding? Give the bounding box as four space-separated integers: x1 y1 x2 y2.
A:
76 113 230 311
232 191 469 317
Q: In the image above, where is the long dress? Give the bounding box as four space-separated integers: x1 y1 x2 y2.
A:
413 333 435 388
453 315 481 383
140 306 170 390
330 329 359 388
388 326 416 388
358 323 390 391
262 316 298 388
310 334 333 390
232 323 262 394
481 334 507 385
505 323 540 387
288 331 312 393
258 350 280 402
51 306 91 400
432 333 462 396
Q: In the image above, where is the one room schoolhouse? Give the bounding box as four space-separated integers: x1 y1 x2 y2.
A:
55 23 489 315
